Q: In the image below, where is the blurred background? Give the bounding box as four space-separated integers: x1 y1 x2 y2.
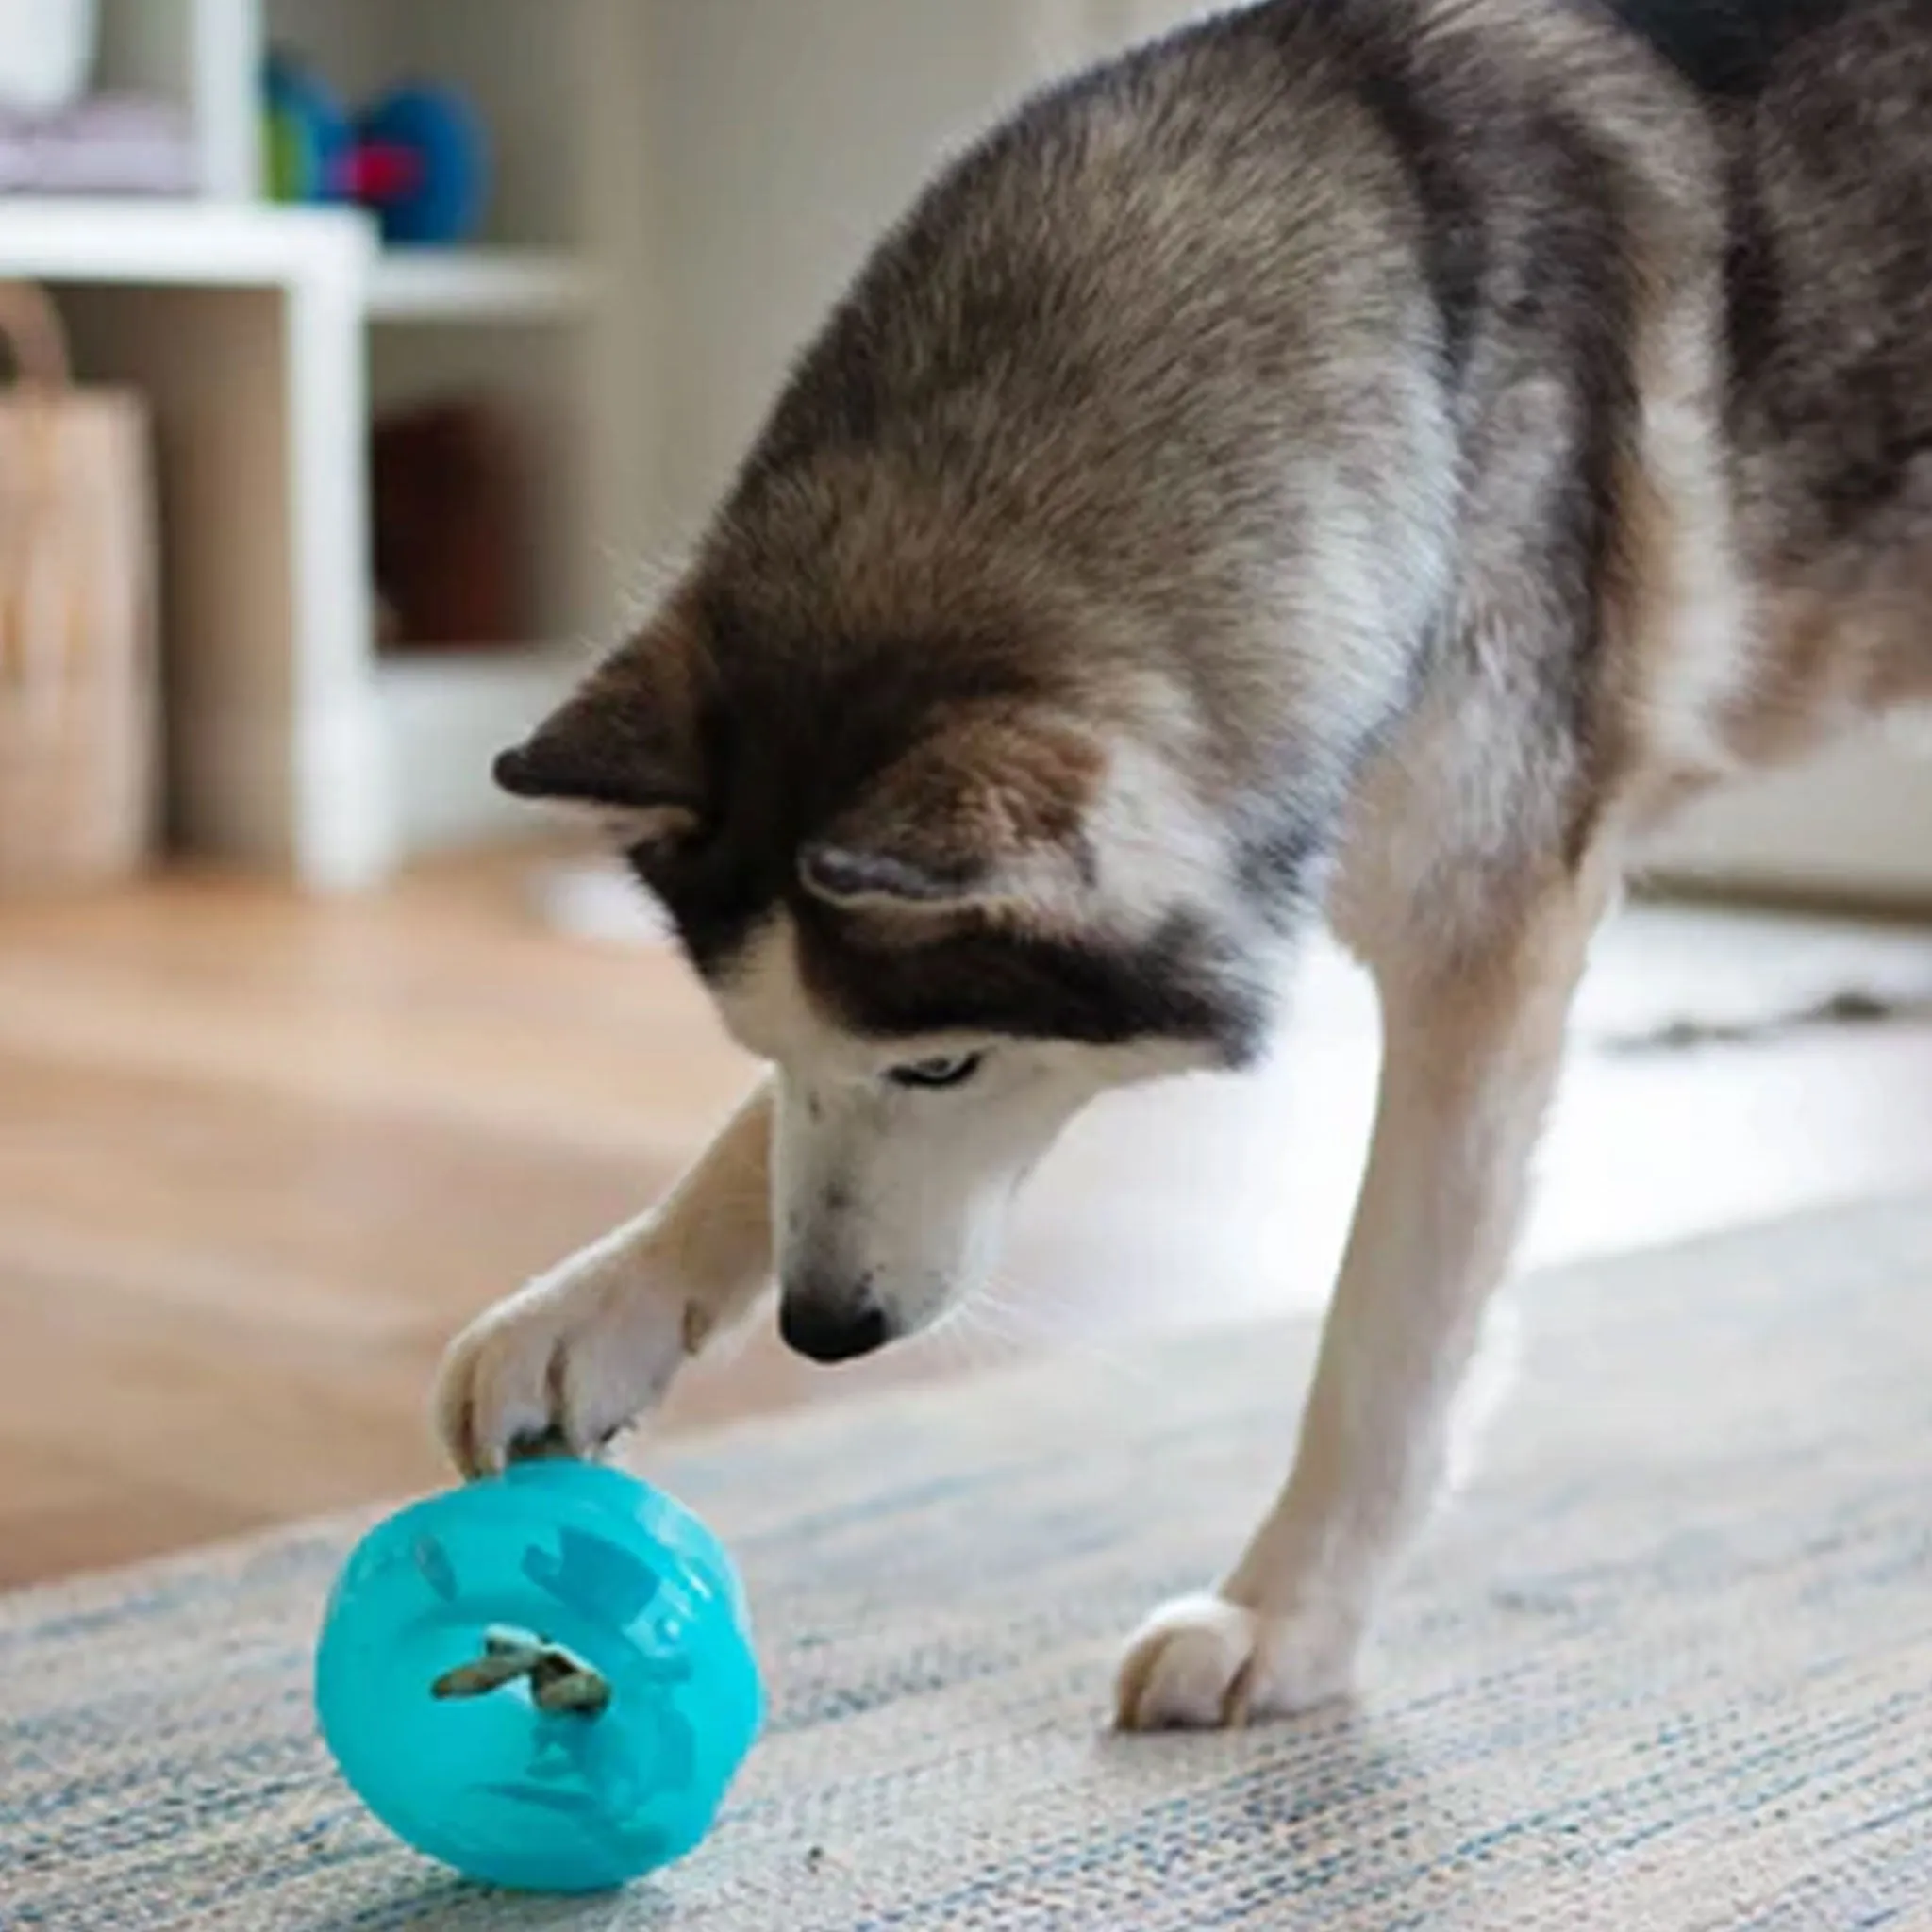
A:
2 0 1930 1591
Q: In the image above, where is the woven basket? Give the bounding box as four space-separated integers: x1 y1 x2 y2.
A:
0 281 158 892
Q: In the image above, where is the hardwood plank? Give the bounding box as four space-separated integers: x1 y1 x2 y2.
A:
2 848 1929 1587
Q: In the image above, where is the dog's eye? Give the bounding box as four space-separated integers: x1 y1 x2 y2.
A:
886 1053 985 1091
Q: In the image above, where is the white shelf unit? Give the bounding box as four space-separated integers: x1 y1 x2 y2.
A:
11 0 1236 891
377 641 595 856
96 0 264 203
3 0 637 889
364 250 599 325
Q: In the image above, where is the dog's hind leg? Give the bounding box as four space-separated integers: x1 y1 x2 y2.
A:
1116 857 1616 1731
437 1077 776 1477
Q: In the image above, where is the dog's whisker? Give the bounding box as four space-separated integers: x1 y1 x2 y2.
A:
953 1278 1173 1398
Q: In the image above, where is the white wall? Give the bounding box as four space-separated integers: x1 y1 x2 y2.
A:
633 2 1020 549
624 0 1223 559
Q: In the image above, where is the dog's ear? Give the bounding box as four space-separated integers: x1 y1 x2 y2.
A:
799 706 1109 923
494 622 708 848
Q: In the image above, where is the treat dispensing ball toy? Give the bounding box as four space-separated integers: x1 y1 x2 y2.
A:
315 1460 763 1894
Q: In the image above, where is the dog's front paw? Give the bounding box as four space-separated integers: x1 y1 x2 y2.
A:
435 1236 702 1478
1114 1592 1359 1732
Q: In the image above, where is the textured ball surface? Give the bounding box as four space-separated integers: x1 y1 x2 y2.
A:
315 1461 762 1893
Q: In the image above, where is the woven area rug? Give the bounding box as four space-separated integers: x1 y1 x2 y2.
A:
8 1200 1932 1930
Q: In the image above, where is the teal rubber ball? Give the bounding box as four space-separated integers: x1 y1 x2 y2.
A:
315 1461 762 1893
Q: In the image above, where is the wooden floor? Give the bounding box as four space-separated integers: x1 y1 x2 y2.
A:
5 846 1932 1591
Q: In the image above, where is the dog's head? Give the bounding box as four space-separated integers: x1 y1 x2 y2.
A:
498 575 1298 1362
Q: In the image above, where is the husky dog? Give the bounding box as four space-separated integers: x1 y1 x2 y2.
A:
439 0 1932 1729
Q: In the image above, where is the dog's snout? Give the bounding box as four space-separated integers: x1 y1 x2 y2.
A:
778 1288 891 1365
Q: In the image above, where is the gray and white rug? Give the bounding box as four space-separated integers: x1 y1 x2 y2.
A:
7 1198 1932 1928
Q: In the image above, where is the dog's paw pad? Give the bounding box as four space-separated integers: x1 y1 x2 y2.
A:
1114 1593 1357 1732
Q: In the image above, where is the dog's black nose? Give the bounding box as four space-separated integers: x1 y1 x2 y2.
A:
779 1295 891 1365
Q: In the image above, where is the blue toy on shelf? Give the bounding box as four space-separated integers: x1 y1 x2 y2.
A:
264 53 490 246
315 1460 763 1894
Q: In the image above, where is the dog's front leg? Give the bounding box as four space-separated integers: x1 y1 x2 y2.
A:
437 1077 775 1476
1117 871 1607 1730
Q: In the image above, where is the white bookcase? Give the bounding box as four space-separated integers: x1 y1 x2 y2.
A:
0 0 1230 891
0 0 641 888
